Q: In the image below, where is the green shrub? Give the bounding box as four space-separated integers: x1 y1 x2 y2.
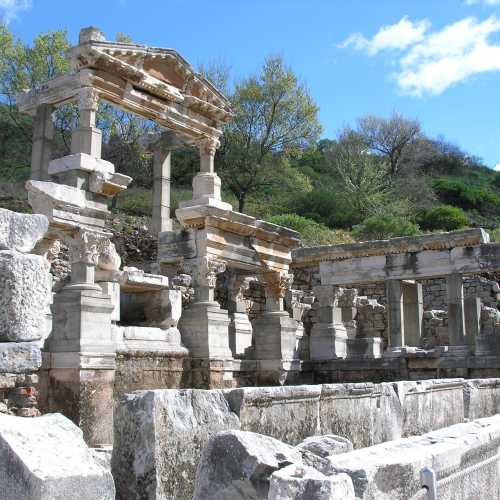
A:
352 215 420 241
268 214 353 246
115 188 152 217
418 205 468 231
488 227 500 242
292 189 362 229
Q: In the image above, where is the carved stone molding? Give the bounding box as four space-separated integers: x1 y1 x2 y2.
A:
183 256 226 289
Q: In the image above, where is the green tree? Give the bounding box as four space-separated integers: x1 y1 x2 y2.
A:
217 56 321 213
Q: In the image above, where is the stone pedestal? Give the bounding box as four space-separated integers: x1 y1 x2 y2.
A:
46 286 115 446
253 311 298 361
310 286 348 361
178 302 232 360
229 312 253 357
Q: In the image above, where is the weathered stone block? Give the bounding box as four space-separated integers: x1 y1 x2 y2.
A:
0 208 48 253
0 342 42 373
0 250 51 342
226 385 321 445
268 463 355 500
295 434 353 458
193 430 302 500
0 412 114 500
112 389 240 500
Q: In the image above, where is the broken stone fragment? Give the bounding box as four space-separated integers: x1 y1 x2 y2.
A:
0 412 115 500
268 463 355 500
193 430 303 500
0 208 48 253
0 250 52 342
295 434 353 458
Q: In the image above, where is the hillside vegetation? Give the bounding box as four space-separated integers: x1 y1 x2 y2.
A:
1 25 499 246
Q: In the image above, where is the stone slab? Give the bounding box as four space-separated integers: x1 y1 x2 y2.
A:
0 208 48 253
112 389 240 500
0 342 42 373
0 412 114 500
0 250 52 342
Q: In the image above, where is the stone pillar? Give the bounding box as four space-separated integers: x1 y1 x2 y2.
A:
46 229 116 446
71 87 101 158
386 279 404 349
310 286 348 360
152 149 173 234
178 137 232 212
402 281 423 347
30 104 54 181
178 256 233 387
447 273 466 346
464 296 481 353
227 273 253 357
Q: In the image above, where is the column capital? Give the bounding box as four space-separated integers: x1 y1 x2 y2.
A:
78 86 100 111
68 229 112 266
197 136 220 157
262 271 294 300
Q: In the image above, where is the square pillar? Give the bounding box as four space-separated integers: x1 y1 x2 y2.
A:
464 296 481 353
402 281 423 347
310 285 348 360
227 273 253 358
30 104 54 181
447 273 466 346
152 149 173 234
386 279 404 348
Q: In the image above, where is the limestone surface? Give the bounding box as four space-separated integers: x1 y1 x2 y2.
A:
0 412 115 500
112 389 240 500
193 430 303 500
0 250 52 341
0 208 48 253
268 463 355 500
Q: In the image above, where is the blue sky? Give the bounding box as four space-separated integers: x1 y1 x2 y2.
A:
2 0 500 168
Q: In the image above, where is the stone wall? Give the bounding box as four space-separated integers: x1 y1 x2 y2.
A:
112 378 500 499
329 414 500 499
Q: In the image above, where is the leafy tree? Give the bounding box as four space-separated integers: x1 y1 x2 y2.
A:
356 112 421 177
217 56 321 213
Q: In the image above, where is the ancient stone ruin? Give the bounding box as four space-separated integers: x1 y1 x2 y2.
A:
2 26 500 499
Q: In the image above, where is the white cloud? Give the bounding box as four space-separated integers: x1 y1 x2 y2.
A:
340 16 500 96
495 164 500 171
465 0 500 5
0 0 31 23
339 16 430 55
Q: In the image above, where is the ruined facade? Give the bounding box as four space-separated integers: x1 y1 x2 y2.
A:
1 25 500 500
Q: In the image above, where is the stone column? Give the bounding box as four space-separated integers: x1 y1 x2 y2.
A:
386 279 405 349
464 295 480 353
402 281 423 347
47 229 116 446
177 256 233 387
177 136 232 212
152 149 173 234
447 273 466 346
71 87 101 158
30 104 54 181
310 285 348 360
227 272 253 357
